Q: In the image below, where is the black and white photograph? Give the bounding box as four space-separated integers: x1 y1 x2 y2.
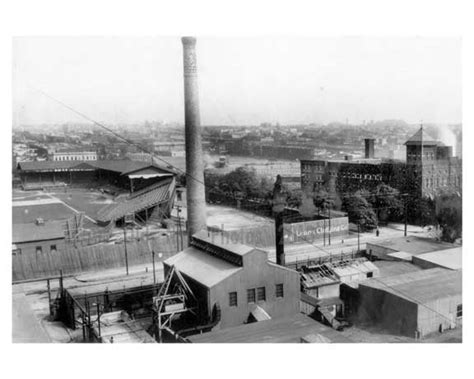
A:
2 0 472 378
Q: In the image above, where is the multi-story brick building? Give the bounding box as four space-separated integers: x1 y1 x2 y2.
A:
301 128 462 200
53 148 97 161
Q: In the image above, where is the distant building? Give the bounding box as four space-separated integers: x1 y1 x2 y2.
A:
300 127 462 200
53 148 97 161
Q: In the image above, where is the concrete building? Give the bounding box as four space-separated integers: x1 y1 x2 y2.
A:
358 268 462 338
53 148 97 161
163 231 300 330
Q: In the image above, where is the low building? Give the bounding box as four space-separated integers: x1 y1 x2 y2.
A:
358 268 462 338
412 247 462 271
12 219 65 257
163 231 300 330
366 236 457 260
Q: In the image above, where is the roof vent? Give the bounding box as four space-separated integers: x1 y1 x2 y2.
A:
36 218 45 226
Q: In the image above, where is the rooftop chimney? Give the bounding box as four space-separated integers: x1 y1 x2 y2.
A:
182 37 207 240
365 138 375 159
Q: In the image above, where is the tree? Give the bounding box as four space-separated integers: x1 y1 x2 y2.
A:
436 194 462 242
407 196 436 227
371 184 403 224
342 191 378 231
313 189 333 215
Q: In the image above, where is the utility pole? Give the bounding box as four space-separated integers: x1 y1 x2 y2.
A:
123 225 129 275
402 193 408 237
152 250 156 286
357 222 360 253
328 205 331 246
323 216 326 246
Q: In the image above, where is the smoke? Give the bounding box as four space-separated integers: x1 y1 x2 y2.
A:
436 125 457 156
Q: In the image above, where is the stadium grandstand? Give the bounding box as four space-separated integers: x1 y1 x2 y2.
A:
96 177 176 227
16 159 177 193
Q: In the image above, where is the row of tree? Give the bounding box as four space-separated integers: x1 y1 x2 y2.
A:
203 167 462 242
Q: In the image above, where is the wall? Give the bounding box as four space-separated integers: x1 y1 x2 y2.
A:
209 250 300 329
14 238 65 259
12 233 181 281
358 285 418 337
209 217 349 249
417 295 462 338
365 242 397 260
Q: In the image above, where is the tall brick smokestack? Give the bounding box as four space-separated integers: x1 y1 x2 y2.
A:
182 37 207 239
365 138 375 159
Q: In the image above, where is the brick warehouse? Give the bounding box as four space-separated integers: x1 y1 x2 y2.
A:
301 128 462 200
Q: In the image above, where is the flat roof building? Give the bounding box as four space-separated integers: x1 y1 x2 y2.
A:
366 236 458 260
358 268 462 338
412 247 462 271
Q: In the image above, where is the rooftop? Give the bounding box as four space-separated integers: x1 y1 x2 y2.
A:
404 127 439 146
187 313 352 343
12 221 65 243
412 247 462 271
96 178 175 223
367 236 457 255
360 268 461 304
17 159 175 176
163 246 242 288
373 260 422 278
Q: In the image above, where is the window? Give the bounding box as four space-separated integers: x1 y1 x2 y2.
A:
457 304 462 318
257 287 266 302
247 288 256 304
12 248 21 256
366 272 373 278
229 292 237 307
275 283 284 298
36 246 43 254
50 244 57 253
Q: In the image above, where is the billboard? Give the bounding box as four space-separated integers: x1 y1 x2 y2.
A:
284 217 349 244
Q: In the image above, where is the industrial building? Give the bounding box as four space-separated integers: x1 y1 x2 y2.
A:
301 128 462 200
358 268 462 338
163 231 300 330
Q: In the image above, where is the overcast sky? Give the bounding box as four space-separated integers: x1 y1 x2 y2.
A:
12 36 462 126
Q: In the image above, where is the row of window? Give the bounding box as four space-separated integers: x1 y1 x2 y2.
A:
54 155 96 161
424 176 461 188
228 284 284 307
13 245 57 256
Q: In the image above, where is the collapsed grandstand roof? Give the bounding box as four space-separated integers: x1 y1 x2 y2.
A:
96 177 176 224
